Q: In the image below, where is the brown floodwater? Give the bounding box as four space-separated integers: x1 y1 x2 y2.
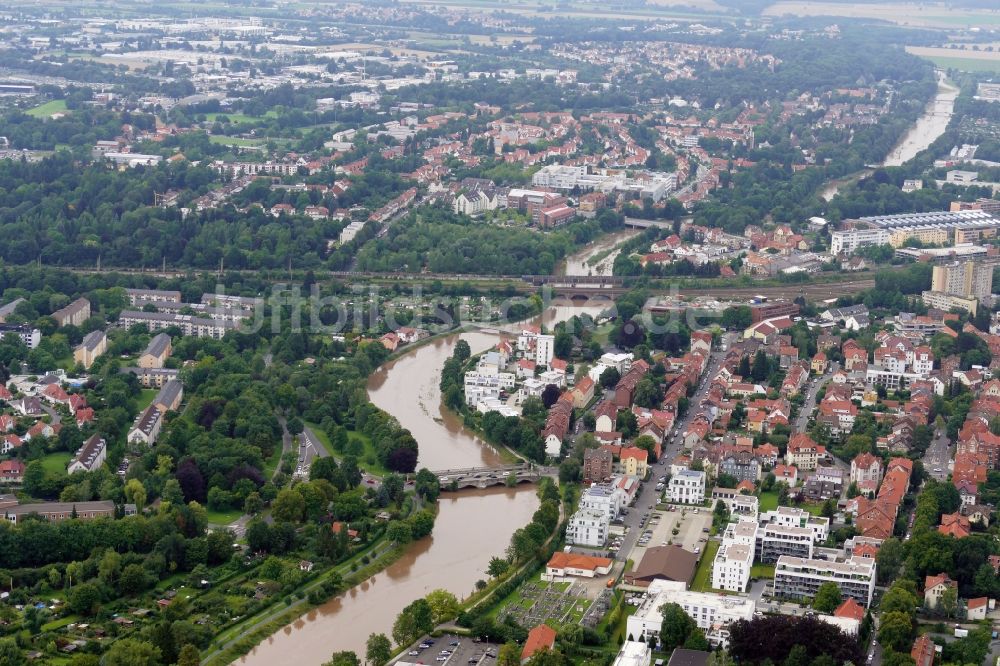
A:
239 305 601 665
238 486 540 664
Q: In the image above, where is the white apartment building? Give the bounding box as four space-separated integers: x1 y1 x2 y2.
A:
463 372 506 407
712 542 753 592
600 352 633 374
756 524 815 563
579 485 626 520
722 520 759 548
773 556 876 607
536 334 555 366
830 228 890 255
626 580 755 648
668 470 706 505
761 507 830 542
566 508 610 547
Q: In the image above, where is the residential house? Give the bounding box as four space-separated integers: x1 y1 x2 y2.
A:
68 434 107 474
73 330 107 369
52 298 91 327
924 573 957 610
571 377 595 409
786 433 821 470
139 333 172 368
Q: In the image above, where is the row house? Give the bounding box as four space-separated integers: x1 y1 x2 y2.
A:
542 394 574 458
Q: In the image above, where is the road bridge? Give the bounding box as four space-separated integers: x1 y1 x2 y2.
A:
432 464 550 490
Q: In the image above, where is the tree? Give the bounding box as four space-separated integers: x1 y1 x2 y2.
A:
487 556 510 578
497 642 521 666
426 589 459 624
878 611 915 652
120 563 151 596
874 537 903 584
272 487 305 522
243 491 263 515
103 639 162 666
598 367 620 388
0 638 25 666
659 602 697 652
124 478 147 511
541 384 561 408
392 598 434 646
366 633 392 666
938 585 957 618
326 652 362 666
812 582 842 613
178 644 201 666
68 581 101 615
454 340 471 363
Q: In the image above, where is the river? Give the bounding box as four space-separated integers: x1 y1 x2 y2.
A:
820 74 957 201
882 75 958 168
560 230 640 277
239 305 602 666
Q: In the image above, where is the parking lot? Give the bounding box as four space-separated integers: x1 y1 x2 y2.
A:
626 504 712 563
395 634 499 666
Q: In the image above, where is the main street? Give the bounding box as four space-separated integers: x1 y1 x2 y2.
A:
924 427 952 482
589 333 734 563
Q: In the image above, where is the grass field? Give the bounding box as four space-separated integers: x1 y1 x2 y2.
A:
305 422 390 477
751 563 776 580
208 135 267 148
262 443 283 481
917 56 1000 73
40 452 72 475
136 388 158 411
203 112 269 124
205 508 243 525
689 540 720 592
26 99 68 118
757 491 779 512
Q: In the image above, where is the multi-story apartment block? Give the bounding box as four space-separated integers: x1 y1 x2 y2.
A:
931 260 994 301
126 288 182 306
773 556 876 607
73 330 107 369
118 310 241 339
627 580 755 648
668 469 705 504
712 542 753 592
761 506 830 542
566 508 610 547
756 523 814 563
0 325 40 349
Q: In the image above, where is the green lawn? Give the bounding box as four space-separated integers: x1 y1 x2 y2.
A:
205 508 243 525
915 55 1000 73
26 99 68 118
262 443 283 481
40 452 72 475
41 615 78 632
203 112 265 124
305 422 390 477
800 502 827 517
208 135 267 148
757 491 779 512
136 388 158 411
689 540 719 592
751 563 776 580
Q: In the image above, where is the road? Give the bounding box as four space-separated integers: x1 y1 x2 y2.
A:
795 361 838 432
579 335 734 562
924 427 952 482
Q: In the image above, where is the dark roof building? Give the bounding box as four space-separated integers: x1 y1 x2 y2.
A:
623 545 698 588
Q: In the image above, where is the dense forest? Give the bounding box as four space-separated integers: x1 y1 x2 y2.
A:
355 206 623 275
